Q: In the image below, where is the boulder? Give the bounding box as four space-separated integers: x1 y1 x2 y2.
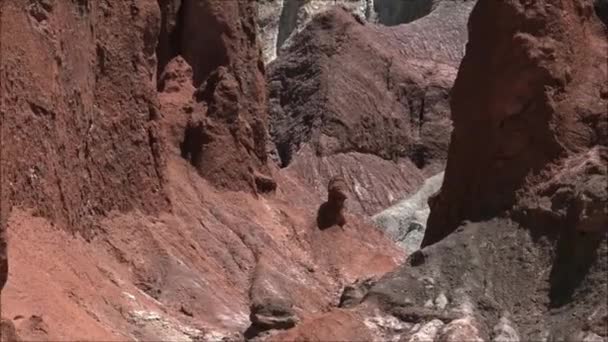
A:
317 176 349 229
247 298 299 336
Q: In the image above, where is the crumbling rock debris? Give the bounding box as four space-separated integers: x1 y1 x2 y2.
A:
389 306 457 325
573 331 606 342
317 176 349 229
437 316 483 342
405 319 444 342
269 310 374 342
339 277 377 308
246 298 299 338
492 317 520 342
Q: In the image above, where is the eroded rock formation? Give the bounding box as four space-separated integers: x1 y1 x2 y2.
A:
246 298 299 338
257 0 369 63
317 176 349 229
268 4 473 215
275 1 607 341
1 0 605 341
157 0 274 193
1 0 167 238
424 0 608 246
0 0 402 340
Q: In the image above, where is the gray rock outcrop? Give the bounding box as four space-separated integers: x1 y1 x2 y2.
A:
373 172 444 254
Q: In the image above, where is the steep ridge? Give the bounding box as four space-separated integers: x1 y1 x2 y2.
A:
257 0 369 63
273 1 608 341
267 4 474 215
0 1 403 340
256 0 470 64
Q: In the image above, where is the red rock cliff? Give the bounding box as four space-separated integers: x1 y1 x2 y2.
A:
1 0 167 237
424 0 608 246
157 0 274 193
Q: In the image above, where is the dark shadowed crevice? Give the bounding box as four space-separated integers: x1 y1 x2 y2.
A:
156 0 185 90
275 140 293 168
595 0 608 26
180 122 212 170
179 0 229 87
410 144 428 169
374 0 433 26
194 69 222 103
156 0 231 89
276 0 304 54
548 229 603 307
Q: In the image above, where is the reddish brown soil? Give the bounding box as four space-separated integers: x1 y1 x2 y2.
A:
2 161 402 340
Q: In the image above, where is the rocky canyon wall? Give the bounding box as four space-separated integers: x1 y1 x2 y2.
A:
272 1 608 341
1 0 168 239
2 0 605 341
266 2 474 216
0 0 403 340
256 0 463 63
157 0 274 193
424 0 608 246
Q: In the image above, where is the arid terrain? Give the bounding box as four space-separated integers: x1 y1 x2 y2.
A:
1 0 606 341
